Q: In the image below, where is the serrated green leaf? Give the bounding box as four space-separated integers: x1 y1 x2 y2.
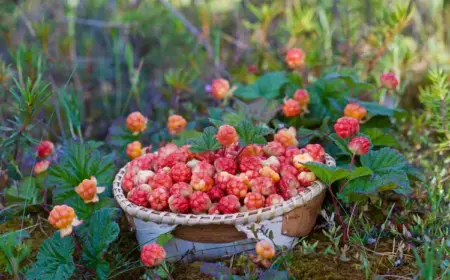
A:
347 167 373 181
172 129 203 147
78 208 120 280
189 127 221 153
234 72 288 100
356 100 397 117
304 162 351 185
26 232 75 280
6 177 41 204
235 120 272 146
323 73 375 90
223 112 245 126
208 118 224 128
360 148 406 175
405 164 425 182
328 133 352 156
340 175 395 201
362 128 400 148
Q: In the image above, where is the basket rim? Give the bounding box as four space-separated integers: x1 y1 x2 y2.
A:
113 154 335 225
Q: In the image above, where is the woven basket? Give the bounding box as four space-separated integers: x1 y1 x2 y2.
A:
113 154 335 243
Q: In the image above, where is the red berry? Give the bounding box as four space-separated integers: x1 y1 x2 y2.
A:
380 72 399 90
208 203 220 214
293 89 310 106
36 140 54 158
239 156 262 173
140 243 166 267
279 164 299 177
274 127 298 148
148 187 170 211
122 171 135 192
334 117 360 139
263 141 285 157
348 136 371 155
297 172 316 187
192 160 215 177
282 99 301 117
217 125 239 147
344 103 367 120
285 147 302 163
190 174 214 192
150 170 173 189
34 160 50 175
169 162 192 183
265 194 284 207
189 191 212 214
214 171 235 190
170 182 193 197
217 195 241 214
168 194 190 213
292 153 314 171
285 48 305 69
194 151 217 163
128 185 153 207
211 78 231 100
281 187 298 200
262 156 280 173
250 177 276 196
214 157 237 174
226 178 248 199
134 170 155 186
208 186 225 202
244 192 265 210
167 115 187 135
304 144 326 163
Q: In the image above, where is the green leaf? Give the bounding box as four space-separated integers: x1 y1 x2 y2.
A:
356 100 397 117
234 72 288 100
77 208 121 280
405 164 425 182
328 133 352 156
297 127 320 146
156 233 173 246
304 162 351 185
0 230 30 275
172 129 203 147
360 148 406 175
341 175 396 202
235 120 273 146
26 232 75 280
6 177 41 204
323 73 375 90
189 127 221 153
347 167 373 181
362 128 400 148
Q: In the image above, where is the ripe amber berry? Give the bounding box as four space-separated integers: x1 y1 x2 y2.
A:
216 125 239 147
293 89 310 106
167 115 187 135
297 172 317 187
140 243 166 267
263 141 285 157
292 153 314 171
259 166 280 183
211 78 231 100
274 127 298 148
380 72 399 90
255 240 276 259
190 174 214 192
282 99 301 117
126 141 143 159
48 205 82 237
126 111 148 135
285 48 305 69
226 178 248 199
244 192 265 210
36 140 54 158
74 176 105 203
344 103 367 121
334 117 360 139
348 136 371 155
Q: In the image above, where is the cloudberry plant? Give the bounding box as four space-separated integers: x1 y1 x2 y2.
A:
274 127 298 148
256 240 275 259
48 205 82 237
33 160 50 175
126 111 148 135
380 72 399 90
167 114 187 135
293 89 310 106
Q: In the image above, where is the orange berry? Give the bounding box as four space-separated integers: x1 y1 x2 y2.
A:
255 240 275 259
211 78 231 100
126 112 148 135
74 176 105 203
285 48 305 69
217 125 239 147
127 141 143 159
282 99 301 117
33 160 50 175
167 115 187 135
274 127 298 148
259 166 280 183
48 205 82 237
293 89 310 106
344 103 367 120
292 153 314 171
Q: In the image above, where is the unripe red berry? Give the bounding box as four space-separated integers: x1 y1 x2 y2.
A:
169 162 192 183
168 194 190 213
265 194 284 207
334 117 360 139
279 173 300 191
189 191 212 214
208 203 220 214
36 140 54 158
122 171 135 192
348 136 371 155
208 186 226 202
285 48 305 69
344 103 367 121
128 184 152 207
250 177 276 196
282 99 301 117
217 195 241 214
150 170 173 189
297 172 317 187
214 157 237 174
263 141 285 157
280 186 298 200
293 89 310 106
148 187 170 211
217 125 239 147
239 156 262 173
126 111 148 135
279 164 299 177
170 182 193 197
34 160 50 175
304 144 326 163
214 171 235 190
211 78 231 100
380 72 399 90
133 170 155 186
244 192 265 210
226 178 248 199
140 244 166 267
292 153 314 171
167 115 187 135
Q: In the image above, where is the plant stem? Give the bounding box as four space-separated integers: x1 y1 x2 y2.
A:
161 264 174 280
327 185 348 242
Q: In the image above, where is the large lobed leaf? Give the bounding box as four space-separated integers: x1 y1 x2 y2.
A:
235 120 273 146
26 232 75 280
234 72 288 100
188 126 221 153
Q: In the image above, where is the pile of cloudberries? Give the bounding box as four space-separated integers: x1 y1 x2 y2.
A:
122 127 326 215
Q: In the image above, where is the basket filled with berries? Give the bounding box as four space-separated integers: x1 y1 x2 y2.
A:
113 122 335 261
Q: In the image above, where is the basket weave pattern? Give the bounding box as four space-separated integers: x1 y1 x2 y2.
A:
113 154 335 226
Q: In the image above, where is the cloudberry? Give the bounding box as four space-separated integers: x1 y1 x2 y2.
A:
168 194 190 213
380 72 399 90
214 157 237 174
122 171 135 192
148 187 170 211
217 195 241 214
263 141 285 157
285 48 305 69
265 194 285 207
126 111 148 135
304 144 326 163
280 187 298 200
262 156 280 172
239 157 262 173
34 160 50 175
217 125 239 147
348 136 371 155
226 178 248 199
150 170 173 189
36 140 54 158
211 78 231 100
274 127 298 148
169 162 192 183
194 151 217 163
279 164 299 177
334 117 360 139
167 115 187 135
344 103 367 121
128 185 152 207
250 177 276 196
239 144 263 158
170 182 193 197
74 176 105 203
282 99 301 117
133 170 155 186
293 89 310 106
237 170 259 187
297 172 316 187
208 186 225 202
48 205 82 238
127 141 143 159
189 191 212 214
279 173 300 191
292 153 314 171
192 160 215 177
259 166 280 183
190 174 214 192
208 203 220 214
140 243 166 267
214 171 235 190
244 192 265 210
